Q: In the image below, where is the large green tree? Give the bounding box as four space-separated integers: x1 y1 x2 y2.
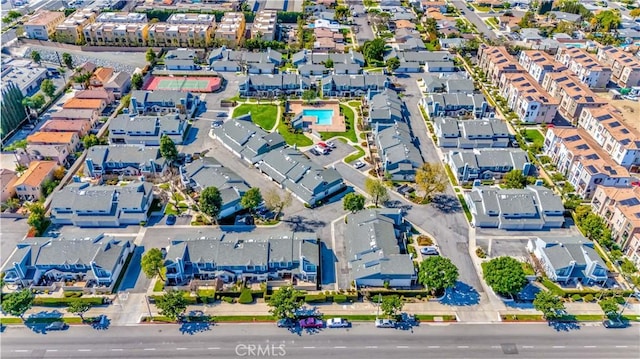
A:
159 135 178 164
241 187 263 214
591 10 621 32
364 178 388 207
199 186 222 222
502 169 528 189
155 290 188 321
418 256 458 295
533 290 565 319
31 51 41 64
386 57 400 73
482 256 527 297
62 52 73 69
26 202 47 236
131 73 144 90
599 297 620 318
40 79 56 98
141 248 165 281
343 192 365 213
263 189 292 220
145 48 157 64
267 286 303 319
1 289 34 319
362 38 386 63
415 163 447 202
380 295 403 318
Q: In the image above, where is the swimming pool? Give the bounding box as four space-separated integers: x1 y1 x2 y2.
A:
303 109 334 125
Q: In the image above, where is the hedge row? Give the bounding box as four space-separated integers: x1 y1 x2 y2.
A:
541 279 635 299
364 290 431 298
34 297 105 307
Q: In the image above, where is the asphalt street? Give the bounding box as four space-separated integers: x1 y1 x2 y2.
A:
2 323 638 359
450 0 498 41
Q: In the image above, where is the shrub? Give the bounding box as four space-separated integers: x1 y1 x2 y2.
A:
63 292 83 298
571 294 581 302
584 294 594 302
222 296 234 304
304 294 327 303
475 247 486 258
34 297 104 307
333 294 348 303
615 296 626 305
238 288 254 304
416 235 434 246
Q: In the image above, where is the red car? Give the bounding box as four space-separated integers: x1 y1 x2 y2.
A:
299 317 324 328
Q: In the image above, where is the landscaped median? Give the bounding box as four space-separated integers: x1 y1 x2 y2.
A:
1 317 83 325
139 314 457 324
500 313 640 322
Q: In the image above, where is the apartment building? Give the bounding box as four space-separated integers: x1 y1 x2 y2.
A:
518 50 566 84
543 127 631 198
499 72 559 124
55 9 97 44
83 12 149 46
541 72 607 122
148 23 213 48
596 45 640 88
578 106 640 172
167 13 216 25
251 10 277 41
555 47 612 89
14 161 58 201
215 12 246 47
24 10 66 40
591 186 640 251
477 46 525 84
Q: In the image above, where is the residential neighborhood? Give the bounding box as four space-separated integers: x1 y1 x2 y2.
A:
0 0 639 354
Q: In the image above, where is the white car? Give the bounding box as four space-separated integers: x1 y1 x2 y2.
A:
353 161 365 169
326 140 336 148
326 318 350 328
375 319 396 328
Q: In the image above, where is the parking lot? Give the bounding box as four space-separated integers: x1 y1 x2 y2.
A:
305 140 356 167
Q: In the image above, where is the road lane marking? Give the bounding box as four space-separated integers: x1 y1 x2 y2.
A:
457 346 469 349
491 346 500 349
334 346 346 349
397 346 409 349
176 348 188 350
111 349 123 351
144 348 156 351
78 349 91 352
46 349 58 352
615 346 628 348
584 346 597 348
208 347 220 350
522 346 534 349
303 346 316 349
552 346 565 348
14 350 30 353
427 346 440 349
365 346 378 349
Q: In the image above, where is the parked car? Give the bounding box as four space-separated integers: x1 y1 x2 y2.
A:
299 317 324 328
603 319 627 328
375 319 396 328
45 321 68 331
326 140 336 149
354 161 365 169
276 318 296 328
310 148 321 156
420 246 439 256
166 214 176 225
326 318 350 328
399 313 419 326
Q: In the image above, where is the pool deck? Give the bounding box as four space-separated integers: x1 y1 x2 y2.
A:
289 101 346 133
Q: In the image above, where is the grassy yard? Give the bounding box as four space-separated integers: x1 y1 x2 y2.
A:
344 145 365 163
233 104 278 131
320 105 357 143
347 101 361 108
471 4 492 11
486 17 499 28
524 129 545 147
277 121 313 146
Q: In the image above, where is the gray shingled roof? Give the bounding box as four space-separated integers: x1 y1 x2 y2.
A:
369 89 403 123
86 145 161 168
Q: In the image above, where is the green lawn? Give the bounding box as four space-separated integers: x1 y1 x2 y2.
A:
320 105 357 143
347 101 361 108
471 4 492 11
277 122 313 146
524 129 545 147
457 195 472 222
344 145 365 163
233 104 278 131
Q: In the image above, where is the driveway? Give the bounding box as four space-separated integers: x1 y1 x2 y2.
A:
305 140 355 167
352 5 375 45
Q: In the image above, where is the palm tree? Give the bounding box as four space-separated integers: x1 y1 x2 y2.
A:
73 71 92 89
